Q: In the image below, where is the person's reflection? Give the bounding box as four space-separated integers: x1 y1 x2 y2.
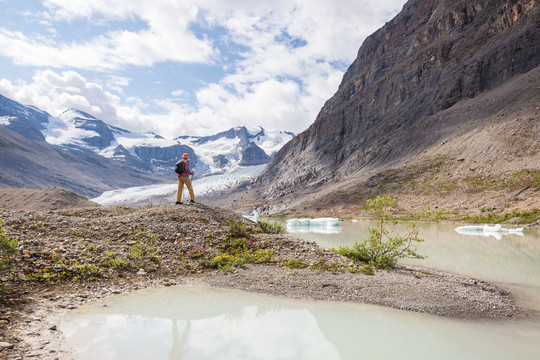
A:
169 318 191 359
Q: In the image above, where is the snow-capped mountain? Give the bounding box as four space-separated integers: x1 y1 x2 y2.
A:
0 94 295 195
177 126 294 174
45 109 130 150
42 108 207 175
0 94 50 142
0 93 50 131
42 108 294 177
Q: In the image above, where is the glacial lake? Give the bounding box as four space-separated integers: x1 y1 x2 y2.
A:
61 221 540 359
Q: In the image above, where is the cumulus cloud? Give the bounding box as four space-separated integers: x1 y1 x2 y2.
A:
0 0 406 136
0 1 216 70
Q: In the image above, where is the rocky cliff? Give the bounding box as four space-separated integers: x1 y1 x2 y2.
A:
254 0 540 212
239 142 271 166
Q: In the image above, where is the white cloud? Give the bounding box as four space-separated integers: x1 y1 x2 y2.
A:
171 89 186 97
106 75 131 94
0 0 407 137
0 70 119 121
0 1 216 70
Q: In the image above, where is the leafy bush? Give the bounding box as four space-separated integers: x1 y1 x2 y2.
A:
100 251 132 269
209 252 246 271
0 220 18 301
222 237 253 253
333 195 426 269
128 232 160 265
226 220 253 239
257 220 286 234
462 209 540 224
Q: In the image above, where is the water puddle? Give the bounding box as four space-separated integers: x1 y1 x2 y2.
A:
61 285 540 360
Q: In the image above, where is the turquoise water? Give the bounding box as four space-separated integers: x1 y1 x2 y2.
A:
61 221 540 360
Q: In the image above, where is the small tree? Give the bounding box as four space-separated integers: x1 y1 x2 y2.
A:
334 195 425 268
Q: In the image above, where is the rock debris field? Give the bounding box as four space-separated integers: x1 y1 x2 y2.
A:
0 203 522 359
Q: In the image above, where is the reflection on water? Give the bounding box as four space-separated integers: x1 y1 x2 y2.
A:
61 286 540 360
286 225 343 234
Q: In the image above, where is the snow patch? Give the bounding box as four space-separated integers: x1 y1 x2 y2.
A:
0 116 17 125
43 115 99 147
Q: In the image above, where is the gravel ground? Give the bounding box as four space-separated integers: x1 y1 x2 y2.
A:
0 203 523 359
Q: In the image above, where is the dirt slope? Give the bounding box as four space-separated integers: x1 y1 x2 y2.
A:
0 187 97 212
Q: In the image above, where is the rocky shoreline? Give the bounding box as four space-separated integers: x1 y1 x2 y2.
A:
0 203 523 359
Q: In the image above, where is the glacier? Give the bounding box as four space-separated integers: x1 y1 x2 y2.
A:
91 164 266 206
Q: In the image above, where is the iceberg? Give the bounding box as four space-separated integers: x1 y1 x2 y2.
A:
455 224 524 240
455 224 524 233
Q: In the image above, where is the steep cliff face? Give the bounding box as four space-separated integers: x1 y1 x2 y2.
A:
239 142 272 166
257 0 540 202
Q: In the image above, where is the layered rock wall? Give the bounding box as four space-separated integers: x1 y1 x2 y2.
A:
258 0 540 200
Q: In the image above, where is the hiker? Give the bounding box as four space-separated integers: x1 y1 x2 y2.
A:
175 153 195 204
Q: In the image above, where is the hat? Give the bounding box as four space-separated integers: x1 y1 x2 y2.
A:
182 153 189 159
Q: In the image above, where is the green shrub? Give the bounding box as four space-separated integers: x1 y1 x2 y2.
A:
287 260 308 269
251 249 274 263
128 232 160 266
257 220 286 234
222 237 253 253
334 195 426 269
360 265 375 275
208 248 273 272
209 252 246 271
309 258 345 273
100 251 132 269
226 220 253 239
76 263 102 280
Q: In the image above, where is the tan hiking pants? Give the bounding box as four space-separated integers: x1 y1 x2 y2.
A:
177 176 195 202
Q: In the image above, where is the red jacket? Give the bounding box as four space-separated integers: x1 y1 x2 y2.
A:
177 159 194 177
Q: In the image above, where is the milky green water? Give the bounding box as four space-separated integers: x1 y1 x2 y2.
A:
61 221 540 360
287 221 540 295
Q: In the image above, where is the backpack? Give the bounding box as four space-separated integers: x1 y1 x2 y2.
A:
174 160 185 174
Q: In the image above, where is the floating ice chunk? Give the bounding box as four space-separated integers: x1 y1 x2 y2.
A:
455 224 524 240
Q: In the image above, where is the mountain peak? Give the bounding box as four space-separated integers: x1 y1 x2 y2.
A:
59 108 98 121
0 93 51 130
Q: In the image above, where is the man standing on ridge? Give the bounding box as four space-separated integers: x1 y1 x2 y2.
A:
175 153 195 204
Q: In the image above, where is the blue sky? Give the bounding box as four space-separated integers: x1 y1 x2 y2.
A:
0 0 406 137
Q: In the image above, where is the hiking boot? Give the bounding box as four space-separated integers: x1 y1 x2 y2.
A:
189 200 196 204
175 201 182 205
